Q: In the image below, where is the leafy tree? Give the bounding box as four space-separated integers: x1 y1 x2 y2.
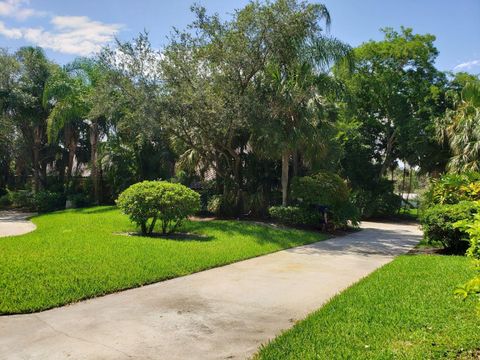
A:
338 27 448 179
3 47 54 192
163 0 350 209
99 33 175 196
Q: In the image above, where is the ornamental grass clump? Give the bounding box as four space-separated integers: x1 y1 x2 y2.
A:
117 181 200 235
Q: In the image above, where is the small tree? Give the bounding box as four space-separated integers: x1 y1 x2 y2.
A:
117 181 200 235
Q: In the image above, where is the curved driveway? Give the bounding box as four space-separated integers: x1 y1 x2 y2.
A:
0 221 421 360
0 211 36 237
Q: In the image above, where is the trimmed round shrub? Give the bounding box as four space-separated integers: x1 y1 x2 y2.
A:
117 180 200 235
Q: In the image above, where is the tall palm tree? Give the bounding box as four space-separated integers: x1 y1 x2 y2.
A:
438 80 480 172
43 66 89 184
43 58 106 203
255 47 350 206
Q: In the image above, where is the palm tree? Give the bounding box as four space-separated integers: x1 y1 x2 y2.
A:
43 66 89 185
438 80 480 172
255 48 350 206
43 58 106 203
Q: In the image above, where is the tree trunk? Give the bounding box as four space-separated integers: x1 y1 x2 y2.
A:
405 168 413 210
233 152 242 214
65 124 77 184
90 121 101 204
32 125 42 193
292 149 299 178
281 149 290 207
399 162 407 214
379 129 397 178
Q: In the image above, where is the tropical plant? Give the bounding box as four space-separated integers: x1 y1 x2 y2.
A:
43 63 89 184
422 172 480 207
437 78 480 172
454 213 480 314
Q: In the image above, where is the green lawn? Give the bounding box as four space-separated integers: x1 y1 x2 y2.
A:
0 206 327 314
255 255 480 359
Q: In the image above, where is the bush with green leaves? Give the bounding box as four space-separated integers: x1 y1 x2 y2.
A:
290 171 359 227
117 181 200 235
269 206 321 226
33 191 65 213
455 213 480 259
420 201 480 251
454 213 480 314
0 194 11 208
8 190 35 209
7 190 64 212
422 172 480 208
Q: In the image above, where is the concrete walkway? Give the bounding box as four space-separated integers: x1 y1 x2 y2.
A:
0 211 36 237
0 221 421 360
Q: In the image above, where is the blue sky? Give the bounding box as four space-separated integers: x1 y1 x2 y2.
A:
0 0 479 73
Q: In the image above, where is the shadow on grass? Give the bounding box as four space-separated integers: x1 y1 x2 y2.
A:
72 206 116 215
186 219 327 247
119 231 214 242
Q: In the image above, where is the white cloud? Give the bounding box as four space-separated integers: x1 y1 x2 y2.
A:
0 20 21 38
454 59 480 71
0 0 44 21
0 15 123 55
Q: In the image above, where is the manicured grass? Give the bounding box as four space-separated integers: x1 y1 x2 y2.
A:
0 206 327 314
255 255 480 360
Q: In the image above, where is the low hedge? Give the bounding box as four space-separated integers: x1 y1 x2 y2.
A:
268 206 321 227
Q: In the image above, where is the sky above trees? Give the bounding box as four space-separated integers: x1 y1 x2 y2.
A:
0 0 478 72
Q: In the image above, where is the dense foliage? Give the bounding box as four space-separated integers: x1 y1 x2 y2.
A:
0 0 477 225
423 172 480 206
420 173 480 251
420 172 480 313
454 213 480 313
291 171 359 226
117 181 200 235
420 201 479 251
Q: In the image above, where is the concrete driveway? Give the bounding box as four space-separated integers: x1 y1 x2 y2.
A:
0 211 36 237
0 221 421 360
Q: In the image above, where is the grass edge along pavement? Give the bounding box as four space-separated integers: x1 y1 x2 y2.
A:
254 254 480 360
0 206 328 314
